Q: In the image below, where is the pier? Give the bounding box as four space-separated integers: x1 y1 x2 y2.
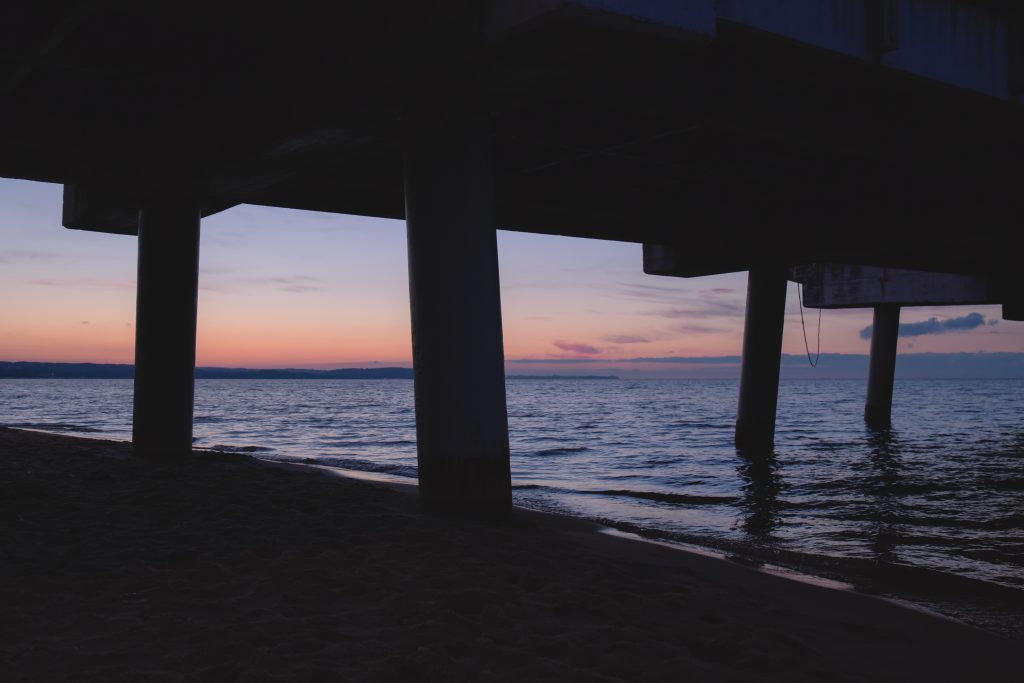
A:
2 1 1023 512
795 263 1007 430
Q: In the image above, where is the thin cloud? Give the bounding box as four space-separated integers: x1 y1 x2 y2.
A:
673 323 724 334
263 276 324 293
603 335 651 344
0 249 60 264
510 355 744 364
553 340 601 355
645 299 745 319
618 282 690 304
31 278 134 290
201 274 326 294
278 284 323 293
620 282 746 323
859 312 990 340
199 265 234 276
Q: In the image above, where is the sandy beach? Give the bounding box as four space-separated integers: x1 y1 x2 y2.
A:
1 427 1020 681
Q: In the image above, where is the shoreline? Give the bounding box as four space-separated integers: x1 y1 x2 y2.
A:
2 426 1021 680
8 426 1024 640
321 464 1024 643
264 457 1024 639
284 458 997 641
312 466 882 596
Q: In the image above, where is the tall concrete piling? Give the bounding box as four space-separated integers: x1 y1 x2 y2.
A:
864 304 900 428
403 98 512 515
132 200 201 457
736 267 788 454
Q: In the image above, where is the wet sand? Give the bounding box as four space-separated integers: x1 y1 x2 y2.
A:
1 427 1020 681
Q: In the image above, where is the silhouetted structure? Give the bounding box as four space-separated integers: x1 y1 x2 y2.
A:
735 268 788 453
794 263 1002 429
132 202 201 457
2 1 1022 512
865 305 901 428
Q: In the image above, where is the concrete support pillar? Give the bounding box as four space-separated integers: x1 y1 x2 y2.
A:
403 99 511 515
736 267 788 454
132 201 201 457
865 304 900 428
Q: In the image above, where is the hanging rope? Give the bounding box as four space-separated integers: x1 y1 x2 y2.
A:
796 282 822 367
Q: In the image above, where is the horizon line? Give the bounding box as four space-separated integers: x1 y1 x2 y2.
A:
4 351 1024 370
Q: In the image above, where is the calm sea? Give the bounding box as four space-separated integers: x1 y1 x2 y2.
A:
3 378 1023 633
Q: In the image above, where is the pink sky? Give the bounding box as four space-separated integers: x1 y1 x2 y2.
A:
1 179 1021 375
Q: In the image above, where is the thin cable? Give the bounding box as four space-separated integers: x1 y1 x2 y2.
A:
796 282 822 367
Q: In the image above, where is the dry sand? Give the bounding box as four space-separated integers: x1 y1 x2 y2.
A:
1 427 1020 681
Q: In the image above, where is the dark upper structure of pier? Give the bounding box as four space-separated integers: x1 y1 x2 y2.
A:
2 1 1021 278
3 1 1022 511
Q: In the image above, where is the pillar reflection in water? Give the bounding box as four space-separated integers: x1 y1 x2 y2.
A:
735 451 784 539
863 426 904 564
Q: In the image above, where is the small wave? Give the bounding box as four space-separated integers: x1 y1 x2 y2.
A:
669 421 731 430
319 438 416 449
193 415 226 424
6 422 104 433
311 456 418 479
590 520 1024 610
583 489 738 506
879 482 952 496
533 446 590 456
839 512 1024 532
209 444 275 453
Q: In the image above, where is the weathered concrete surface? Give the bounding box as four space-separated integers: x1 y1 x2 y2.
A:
736 268 789 454
404 98 512 516
132 201 201 457
865 305 901 427
719 0 1013 100
794 264 991 309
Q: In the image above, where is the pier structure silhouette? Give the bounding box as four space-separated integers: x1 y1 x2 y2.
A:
2 1 1022 513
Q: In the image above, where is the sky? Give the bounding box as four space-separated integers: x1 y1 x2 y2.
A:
1 178 1021 377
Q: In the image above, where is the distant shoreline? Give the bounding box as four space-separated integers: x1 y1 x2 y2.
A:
4 355 1024 380
0 362 618 381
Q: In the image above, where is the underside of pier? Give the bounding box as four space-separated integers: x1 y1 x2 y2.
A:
2 0 1022 511
0 1 1018 278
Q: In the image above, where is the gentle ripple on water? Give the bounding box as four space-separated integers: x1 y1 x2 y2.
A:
2 377 1023 625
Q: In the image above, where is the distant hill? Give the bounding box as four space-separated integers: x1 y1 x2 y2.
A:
0 362 414 380
0 362 617 380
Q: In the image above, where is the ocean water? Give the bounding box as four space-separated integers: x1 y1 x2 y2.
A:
3 378 1023 631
